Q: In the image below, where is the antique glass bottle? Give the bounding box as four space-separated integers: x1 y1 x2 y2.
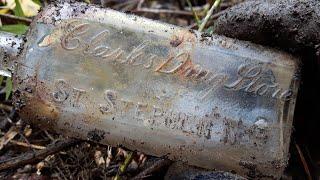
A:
6 2 300 179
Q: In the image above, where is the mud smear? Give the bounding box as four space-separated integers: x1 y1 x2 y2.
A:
214 0 320 55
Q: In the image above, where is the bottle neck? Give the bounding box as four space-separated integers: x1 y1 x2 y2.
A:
0 32 23 77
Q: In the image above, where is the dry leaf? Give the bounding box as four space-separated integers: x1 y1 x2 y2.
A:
94 150 106 167
106 146 112 167
0 8 10 14
1 0 40 17
1 0 15 9
23 125 32 137
0 69 12 77
0 126 19 150
20 0 40 17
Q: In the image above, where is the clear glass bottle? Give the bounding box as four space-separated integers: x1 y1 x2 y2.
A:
13 2 300 179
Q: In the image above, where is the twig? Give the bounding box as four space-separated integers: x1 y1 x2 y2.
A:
44 130 55 142
0 138 80 171
0 103 13 111
0 13 32 23
18 131 36 154
134 8 194 16
135 0 195 16
0 126 19 150
137 0 145 9
132 159 172 180
114 152 134 180
55 164 68 180
186 0 200 27
188 8 227 29
112 0 140 10
56 156 69 180
203 9 228 27
295 142 312 180
220 1 240 8
198 0 223 32
9 139 46 150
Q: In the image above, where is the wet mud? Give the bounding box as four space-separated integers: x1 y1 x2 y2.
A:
214 0 320 54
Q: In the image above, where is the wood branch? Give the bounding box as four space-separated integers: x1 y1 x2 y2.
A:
295 142 312 180
134 8 194 16
9 139 46 150
0 103 13 112
187 9 226 29
0 138 80 171
0 14 32 23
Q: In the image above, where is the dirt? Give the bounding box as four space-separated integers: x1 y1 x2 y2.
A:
165 162 246 180
170 36 183 47
87 129 106 142
214 0 320 54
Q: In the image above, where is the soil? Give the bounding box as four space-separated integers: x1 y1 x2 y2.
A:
214 0 320 54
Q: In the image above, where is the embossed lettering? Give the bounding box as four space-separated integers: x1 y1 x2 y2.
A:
83 30 110 56
72 88 86 106
99 90 117 114
56 21 294 101
123 42 147 65
196 118 213 139
224 64 293 100
155 52 189 74
153 106 163 117
52 79 70 102
199 73 228 99
135 102 148 120
61 22 90 50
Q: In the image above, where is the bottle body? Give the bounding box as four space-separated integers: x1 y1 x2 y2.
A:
14 3 300 179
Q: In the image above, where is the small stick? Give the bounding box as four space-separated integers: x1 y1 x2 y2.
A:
0 103 13 111
187 9 226 29
0 126 19 150
295 142 312 180
186 0 201 27
137 0 145 9
0 14 32 23
132 159 172 180
113 0 139 10
202 9 227 27
134 8 194 16
44 130 55 142
0 138 80 171
198 0 223 32
9 139 46 150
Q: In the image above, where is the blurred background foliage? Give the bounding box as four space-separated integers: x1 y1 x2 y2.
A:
0 0 40 34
